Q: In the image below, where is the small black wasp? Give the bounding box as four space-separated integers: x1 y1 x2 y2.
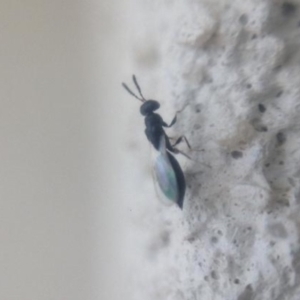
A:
122 75 191 209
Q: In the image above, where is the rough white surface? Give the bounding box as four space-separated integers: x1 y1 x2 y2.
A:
128 0 300 299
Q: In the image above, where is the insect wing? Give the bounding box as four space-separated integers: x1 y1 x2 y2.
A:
152 135 179 205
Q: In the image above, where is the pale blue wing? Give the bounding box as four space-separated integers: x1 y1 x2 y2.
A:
153 135 179 204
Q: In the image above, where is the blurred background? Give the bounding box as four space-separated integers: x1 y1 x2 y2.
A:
0 0 151 299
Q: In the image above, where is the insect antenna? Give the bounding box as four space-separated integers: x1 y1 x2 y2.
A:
132 75 146 102
122 82 144 102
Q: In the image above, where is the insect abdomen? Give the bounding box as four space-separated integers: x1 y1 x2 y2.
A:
167 153 185 209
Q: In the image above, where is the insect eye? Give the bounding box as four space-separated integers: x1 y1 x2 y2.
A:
140 100 160 116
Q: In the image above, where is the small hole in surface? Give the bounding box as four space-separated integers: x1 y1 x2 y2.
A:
239 14 248 25
282 2 297 17
276 132 286 145
211 236 218 244
194 104 202 113
276 90 283 97
193 124 201 130
211 270 218 280
231 151 243 159
258 103 266 113
252 118 268 132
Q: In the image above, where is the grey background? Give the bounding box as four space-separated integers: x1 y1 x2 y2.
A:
0 1 137 299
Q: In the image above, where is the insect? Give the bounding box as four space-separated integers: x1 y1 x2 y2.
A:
122 75 191 209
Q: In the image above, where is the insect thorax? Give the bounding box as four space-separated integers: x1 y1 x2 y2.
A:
144 114 165 150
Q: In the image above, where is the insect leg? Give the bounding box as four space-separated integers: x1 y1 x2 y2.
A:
170 148 192 160
172 136 205 153
163 104 188 128
172 135 191 149
162 114 177 128
169 148 211 168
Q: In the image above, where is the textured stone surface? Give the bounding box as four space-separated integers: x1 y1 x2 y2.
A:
130 0 300 299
